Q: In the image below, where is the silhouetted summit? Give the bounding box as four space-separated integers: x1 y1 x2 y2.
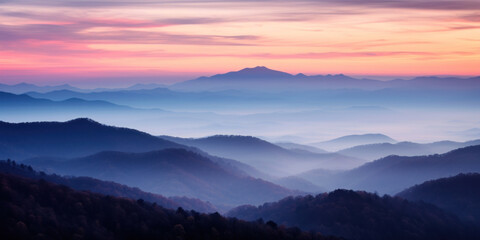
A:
213 66 293 79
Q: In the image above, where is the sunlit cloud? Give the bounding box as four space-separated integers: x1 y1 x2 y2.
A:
1 0 479 84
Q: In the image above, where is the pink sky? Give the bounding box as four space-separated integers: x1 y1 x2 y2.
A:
1 0 480 85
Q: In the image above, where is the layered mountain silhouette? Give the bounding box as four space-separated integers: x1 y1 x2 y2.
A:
0 173 335 240
397 173 480 224
306 145 480 194
0 82 82 94
0 118 182 160
24 149 297 208
21 68 480 114
169 66 480 92
338 139 480 160
25 88 253 110
0 118 273 182
160 135 362 176
0 160 216 212
312 133 396 152
0 91 130 112
170 66 381 91
227 189 477 240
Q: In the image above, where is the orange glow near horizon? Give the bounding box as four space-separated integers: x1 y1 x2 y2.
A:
1 1 480 84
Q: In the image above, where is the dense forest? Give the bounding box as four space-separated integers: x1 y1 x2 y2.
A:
0 172 339 240
398 173 480 225
228 189 478 240
0 160 216 212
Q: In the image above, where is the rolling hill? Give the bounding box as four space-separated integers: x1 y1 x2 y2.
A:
24 148 297 208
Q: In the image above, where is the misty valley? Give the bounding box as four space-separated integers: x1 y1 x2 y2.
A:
1 67 480 240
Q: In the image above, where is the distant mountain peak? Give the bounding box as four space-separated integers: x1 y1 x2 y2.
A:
66 118 101 125
238 66 285 73
210 66 293 79
249 66 268 70
331 133 395 142
295 73 307 77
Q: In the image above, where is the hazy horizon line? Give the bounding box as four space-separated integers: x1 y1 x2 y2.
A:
1 66 479 89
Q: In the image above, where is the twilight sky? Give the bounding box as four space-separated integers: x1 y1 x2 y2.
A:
1 0 480 85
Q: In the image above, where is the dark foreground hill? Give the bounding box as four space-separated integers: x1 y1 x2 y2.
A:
25 149 296 208
0 160 216 212
397 173 480 224
0 173 338 240
0 118 182 160
228 190 478 240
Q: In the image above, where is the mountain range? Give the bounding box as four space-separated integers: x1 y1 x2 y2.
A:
4 67 480 95
0 118 303 208
170 66 480 91
15 67 480 113
2 66 480 240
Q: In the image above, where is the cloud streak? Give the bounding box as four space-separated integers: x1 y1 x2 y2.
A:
2 0 480 10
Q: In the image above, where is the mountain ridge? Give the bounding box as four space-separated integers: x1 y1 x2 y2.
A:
24 148 298 208
0 159 217 212
306 145 480 194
